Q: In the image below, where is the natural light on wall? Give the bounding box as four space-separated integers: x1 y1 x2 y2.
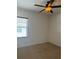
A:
17 16 28 37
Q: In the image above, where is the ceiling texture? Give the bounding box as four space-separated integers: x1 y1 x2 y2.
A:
17 0 61 13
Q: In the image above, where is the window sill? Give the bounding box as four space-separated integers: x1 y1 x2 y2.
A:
17 37 28 39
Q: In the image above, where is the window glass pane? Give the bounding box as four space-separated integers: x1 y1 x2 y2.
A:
17 17 28 37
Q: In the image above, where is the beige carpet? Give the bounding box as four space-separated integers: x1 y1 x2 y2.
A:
17 42 61 59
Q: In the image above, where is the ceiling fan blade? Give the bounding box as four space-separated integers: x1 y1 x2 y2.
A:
50 10 53 13
51 5 61 8
34 4 45 7
40 9 45 12
50 0 54 4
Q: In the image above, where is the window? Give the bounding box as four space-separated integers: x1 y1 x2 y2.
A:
17 16 28 37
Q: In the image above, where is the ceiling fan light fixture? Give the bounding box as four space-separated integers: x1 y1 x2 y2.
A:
44 7 52 12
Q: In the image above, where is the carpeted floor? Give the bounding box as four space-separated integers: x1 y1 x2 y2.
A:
17 42 61 59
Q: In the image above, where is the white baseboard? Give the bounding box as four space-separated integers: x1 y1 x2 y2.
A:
17 41 48 48
49 41 61 47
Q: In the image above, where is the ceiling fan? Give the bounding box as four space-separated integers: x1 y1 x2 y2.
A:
34 0 61 13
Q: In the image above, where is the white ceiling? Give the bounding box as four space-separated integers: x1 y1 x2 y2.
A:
17 0 61 12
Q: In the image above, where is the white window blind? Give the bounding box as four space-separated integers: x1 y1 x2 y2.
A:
17 16 28 37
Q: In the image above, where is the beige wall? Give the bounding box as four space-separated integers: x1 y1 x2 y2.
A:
48 12 61 47
17 8 49 48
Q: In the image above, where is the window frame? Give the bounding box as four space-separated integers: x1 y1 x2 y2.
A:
17 16 28 38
